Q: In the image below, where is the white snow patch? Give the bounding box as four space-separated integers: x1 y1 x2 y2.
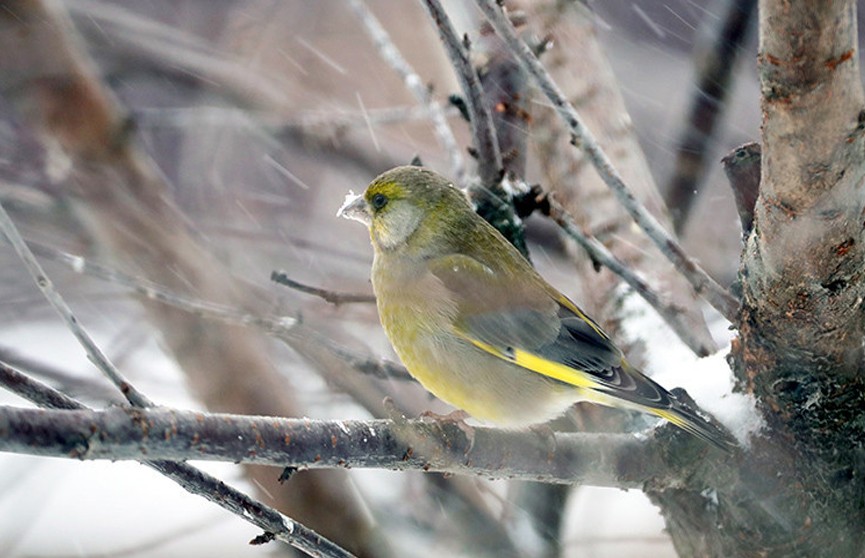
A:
617 288 765 446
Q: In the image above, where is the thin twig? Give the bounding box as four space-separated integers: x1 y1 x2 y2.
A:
21 239 301 333
546 198 714 356
0 200 152 408
418 0 529 255
346 0 466 186
474 0 739 322
420 0 503 191
0 346 123 403
0 361 85 412
271 271 376 305
18 240 412 382
0 362 356 558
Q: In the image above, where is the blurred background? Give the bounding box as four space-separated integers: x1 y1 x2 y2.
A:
0 0 770 556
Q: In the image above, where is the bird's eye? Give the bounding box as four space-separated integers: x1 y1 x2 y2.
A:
371 193 388 210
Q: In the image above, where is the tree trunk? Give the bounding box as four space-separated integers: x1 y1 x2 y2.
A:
649 1 865 556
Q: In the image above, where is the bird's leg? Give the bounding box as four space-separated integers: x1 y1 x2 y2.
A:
419 408 470 422
420 409 476 454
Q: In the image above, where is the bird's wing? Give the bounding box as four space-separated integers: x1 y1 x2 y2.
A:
428 253 673 404
428 253 736 451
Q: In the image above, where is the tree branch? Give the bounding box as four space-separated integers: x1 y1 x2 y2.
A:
739 0 865 378
0 199 153 408
271 270 376 305
420 0 533 258
0 402 672 488
721 142 761 237
545 196 715 356
474 0 739 322
17 238 415 385
0 2 387 549
420 0 502 191
0 361 355 558
346 0 466 187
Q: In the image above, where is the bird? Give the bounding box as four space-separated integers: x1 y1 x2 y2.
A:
338 165 735 451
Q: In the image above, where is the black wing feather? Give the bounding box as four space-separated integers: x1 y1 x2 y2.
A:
534 302 675 409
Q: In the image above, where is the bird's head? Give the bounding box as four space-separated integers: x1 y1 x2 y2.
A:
338 166 470 252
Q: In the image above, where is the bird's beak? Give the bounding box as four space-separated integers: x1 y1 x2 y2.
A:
337 192 371 227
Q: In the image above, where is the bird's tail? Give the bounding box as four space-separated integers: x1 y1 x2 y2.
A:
652 403 738 453
590 361 739 453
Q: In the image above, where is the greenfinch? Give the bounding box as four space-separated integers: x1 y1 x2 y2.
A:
339 166 734 451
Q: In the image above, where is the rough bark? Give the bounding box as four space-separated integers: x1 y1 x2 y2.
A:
652 1 865 556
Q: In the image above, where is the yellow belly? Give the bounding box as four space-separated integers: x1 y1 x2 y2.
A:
378 295 576 426
372 254 577 426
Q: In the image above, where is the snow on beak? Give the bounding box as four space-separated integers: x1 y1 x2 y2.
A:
337 191 372 227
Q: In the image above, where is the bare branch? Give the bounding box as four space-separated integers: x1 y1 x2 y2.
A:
739 0 865 376
21 239 413 383
0 195 365 556
0 401 672 488
0 361 355 558
474 0 739 322
18 237 300 333
545 196 715 356
420 0 502 190
271 270 376 305
0 199 153 408
0 346 123 403
346 0 466 186
0 1 385 547
721 142 761 237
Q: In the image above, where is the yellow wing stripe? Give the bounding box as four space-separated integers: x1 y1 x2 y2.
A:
463 336 597 389
654 409 685 427
653 408 705 438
